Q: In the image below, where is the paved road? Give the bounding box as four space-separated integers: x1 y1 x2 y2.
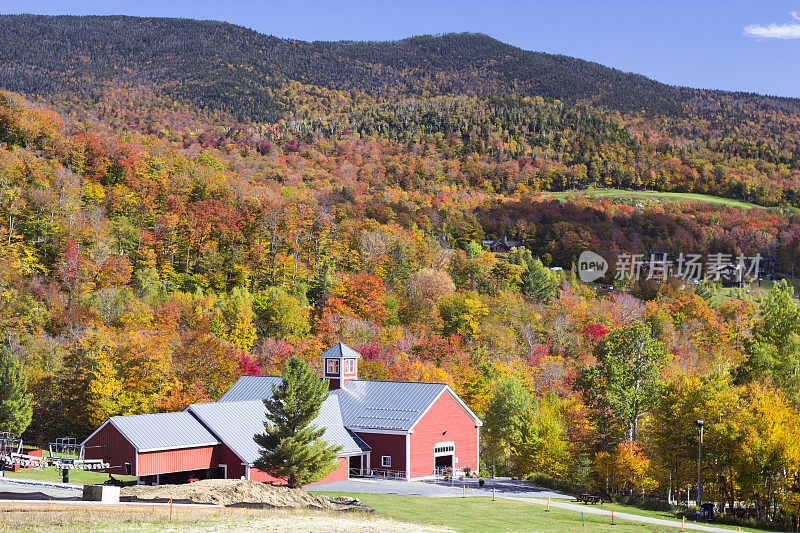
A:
308 477 568 499
0 478 81 500
507 497 745 533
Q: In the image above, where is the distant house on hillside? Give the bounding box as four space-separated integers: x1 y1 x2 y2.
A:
482 237 521 253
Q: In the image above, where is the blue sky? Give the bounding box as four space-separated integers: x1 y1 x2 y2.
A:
1 0 799 98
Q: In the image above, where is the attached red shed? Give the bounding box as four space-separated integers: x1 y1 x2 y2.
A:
83 412 222 483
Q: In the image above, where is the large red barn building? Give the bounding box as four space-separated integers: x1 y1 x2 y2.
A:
83 343 482 485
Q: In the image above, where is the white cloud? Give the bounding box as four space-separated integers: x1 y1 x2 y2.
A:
744 12 800 39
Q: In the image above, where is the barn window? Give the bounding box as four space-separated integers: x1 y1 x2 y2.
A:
326 358 339 374
434 444 455 454
382 456 391 467
344 358 355 374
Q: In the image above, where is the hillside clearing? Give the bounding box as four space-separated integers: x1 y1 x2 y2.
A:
543 189 762 209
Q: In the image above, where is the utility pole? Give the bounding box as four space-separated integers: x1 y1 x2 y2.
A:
696 419 704 509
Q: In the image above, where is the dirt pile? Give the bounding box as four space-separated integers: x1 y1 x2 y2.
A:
120 479 339 509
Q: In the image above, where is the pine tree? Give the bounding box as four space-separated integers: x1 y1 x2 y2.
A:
0 348 32 437
253 357 342 487
522 258 557 303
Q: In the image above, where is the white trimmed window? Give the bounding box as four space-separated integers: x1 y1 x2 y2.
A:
344 358 355 374
382 456 391 467
326 358 339 375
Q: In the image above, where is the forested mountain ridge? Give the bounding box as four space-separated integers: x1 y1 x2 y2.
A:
3 15 800 523
2 13 800 137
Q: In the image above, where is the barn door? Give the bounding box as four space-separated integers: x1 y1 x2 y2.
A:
434 441 455 478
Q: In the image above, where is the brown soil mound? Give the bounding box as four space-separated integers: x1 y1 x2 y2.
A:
120 479 339 509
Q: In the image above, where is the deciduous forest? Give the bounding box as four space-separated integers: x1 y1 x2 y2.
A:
2 14 800 529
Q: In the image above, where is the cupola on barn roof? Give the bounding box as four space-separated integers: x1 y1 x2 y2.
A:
320 342 362 359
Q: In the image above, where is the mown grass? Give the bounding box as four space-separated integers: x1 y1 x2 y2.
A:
543 189 762 210
316 492 777 533
2 467 135 485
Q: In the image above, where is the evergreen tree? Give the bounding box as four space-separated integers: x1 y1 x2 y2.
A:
253 357 342 487
0 348 32 437
522 258 557 303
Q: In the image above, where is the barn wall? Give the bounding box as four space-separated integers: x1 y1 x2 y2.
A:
307 457 349 486
83 422 137 476
137 445 217 477
218 443 247 480
410 391 479 478
355 432 406 476
248 456 349 486
249 466 284 484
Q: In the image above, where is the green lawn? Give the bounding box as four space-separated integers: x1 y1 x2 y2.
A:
2 467 135 485
543 189 761 210
316 492 774 533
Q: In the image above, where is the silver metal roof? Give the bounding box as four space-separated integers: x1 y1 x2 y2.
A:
106 412 220 452
333 380 448 431
320 342 362 359
187 395 368 464
218 375 282 402
220 375 473 432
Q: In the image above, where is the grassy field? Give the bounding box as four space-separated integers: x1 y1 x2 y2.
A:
316 492 774 533
543 189 762 210
707 278 800 306
2 467 135 485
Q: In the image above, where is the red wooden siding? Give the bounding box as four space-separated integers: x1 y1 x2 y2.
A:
307 457 349 485
410 391 479 478
83 422 137 476
249 456 349 486
218 443 246 480
249 466 283 484
218 442 349 486
355 432 406 476
137 445 217 477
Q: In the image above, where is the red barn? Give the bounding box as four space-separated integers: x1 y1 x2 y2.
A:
83 343 482 485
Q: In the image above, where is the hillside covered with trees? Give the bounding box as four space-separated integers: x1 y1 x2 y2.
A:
2 14 800 529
